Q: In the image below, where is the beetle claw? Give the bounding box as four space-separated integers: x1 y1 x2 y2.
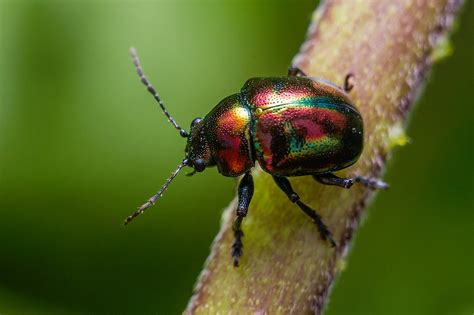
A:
233 257 240 267
327 234 337 248
317 222 337 248
373 179 389 190
231 244 243 267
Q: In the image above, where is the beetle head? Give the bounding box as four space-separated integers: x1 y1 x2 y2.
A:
185 117 215 173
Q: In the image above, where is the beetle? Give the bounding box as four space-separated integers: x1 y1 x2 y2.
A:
125 47 388 266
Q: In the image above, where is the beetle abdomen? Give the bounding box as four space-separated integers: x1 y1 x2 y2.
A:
242 77 363 177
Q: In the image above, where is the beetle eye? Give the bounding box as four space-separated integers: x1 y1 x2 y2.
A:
194 159 206 172
191 117 202 128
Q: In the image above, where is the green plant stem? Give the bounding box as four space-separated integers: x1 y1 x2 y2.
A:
185 0 463 314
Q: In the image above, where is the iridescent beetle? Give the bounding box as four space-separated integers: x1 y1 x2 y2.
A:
125 48 388 266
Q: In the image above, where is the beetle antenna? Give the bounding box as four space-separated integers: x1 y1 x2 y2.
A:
130 47 188 138
124 158 189 225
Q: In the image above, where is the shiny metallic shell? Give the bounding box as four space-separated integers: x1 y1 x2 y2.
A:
241 77 363 176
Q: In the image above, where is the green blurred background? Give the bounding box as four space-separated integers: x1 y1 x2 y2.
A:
0 1 472 314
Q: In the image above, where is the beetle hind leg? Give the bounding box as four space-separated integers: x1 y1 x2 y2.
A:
314 173 389 190
273 176 336 247
343 73 355 92
288 67 307 77
231 171 254 267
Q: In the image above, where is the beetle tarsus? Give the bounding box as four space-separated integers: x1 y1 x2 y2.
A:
273 176 338 248
295 199 337 248
354 176 389 190
343 73 354 92
231 172 254 267
232 217 244 267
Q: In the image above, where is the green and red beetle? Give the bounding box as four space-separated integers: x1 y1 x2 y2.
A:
125 48 388 266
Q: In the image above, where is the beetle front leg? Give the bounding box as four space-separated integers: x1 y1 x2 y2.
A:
272 176 336 247
232 171 254 267
313 173 389 190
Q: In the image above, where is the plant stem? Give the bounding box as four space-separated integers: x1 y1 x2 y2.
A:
185 0 463 314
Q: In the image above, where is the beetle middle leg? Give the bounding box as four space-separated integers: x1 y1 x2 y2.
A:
232 171 254 267
272 176 336 247
288 67 307 77
313 173 389 190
